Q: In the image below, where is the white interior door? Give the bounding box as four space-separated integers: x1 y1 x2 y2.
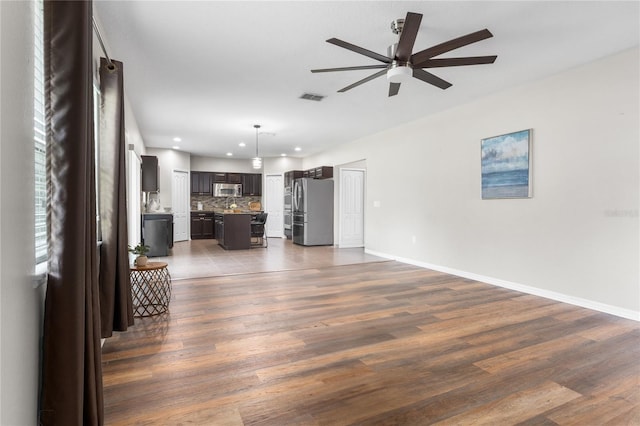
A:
265 174 284 238
339 168 365 248
127 150 141 247
172 170 189 242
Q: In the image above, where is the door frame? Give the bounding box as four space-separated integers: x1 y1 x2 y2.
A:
338 167 366 248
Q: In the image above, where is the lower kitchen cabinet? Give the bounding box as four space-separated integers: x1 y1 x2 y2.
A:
191 212 215 239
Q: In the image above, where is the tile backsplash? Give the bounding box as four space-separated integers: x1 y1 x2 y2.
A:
191 195 261 211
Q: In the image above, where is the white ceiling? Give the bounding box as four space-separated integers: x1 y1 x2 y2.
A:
94 1 639 159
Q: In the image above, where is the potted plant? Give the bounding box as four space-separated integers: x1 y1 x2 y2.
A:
128 243 151 267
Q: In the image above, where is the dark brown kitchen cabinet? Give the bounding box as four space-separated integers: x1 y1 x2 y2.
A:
285 167 332 183
141 155 158 192
242 173 262 196
212 172 227 183
191 212 215 239
313 166 333 179
284 170 303 187
227 173 242 184
191 172 212 195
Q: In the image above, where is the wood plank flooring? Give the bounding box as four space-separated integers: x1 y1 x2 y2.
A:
103 241 640 425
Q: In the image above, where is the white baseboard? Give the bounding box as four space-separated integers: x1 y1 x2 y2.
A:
365 249 640 322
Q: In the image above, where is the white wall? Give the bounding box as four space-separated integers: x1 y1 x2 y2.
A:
0 2 42 423
264 156 303 175
191 155 303 175
306 48 639 319
191 155 262 173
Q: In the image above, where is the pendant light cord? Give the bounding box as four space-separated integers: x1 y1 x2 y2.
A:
254 124 261 157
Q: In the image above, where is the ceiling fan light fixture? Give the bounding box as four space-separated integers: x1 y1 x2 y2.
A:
387 65 412 83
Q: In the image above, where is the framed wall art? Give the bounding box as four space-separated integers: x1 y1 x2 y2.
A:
481 129 532 199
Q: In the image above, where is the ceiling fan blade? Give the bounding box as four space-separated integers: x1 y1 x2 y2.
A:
311 64 388 73
395 12 422 62
327 38 391 63
411 29 493 65
412 68 452 90
337 69 388 93
415 55 498 68
388 82 401 97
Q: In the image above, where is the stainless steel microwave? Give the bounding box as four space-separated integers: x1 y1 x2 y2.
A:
213 183 242 197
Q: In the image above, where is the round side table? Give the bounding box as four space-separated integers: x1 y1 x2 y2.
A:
130 261 172 317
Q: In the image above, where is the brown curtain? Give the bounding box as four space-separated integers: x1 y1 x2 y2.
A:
98 57 134 337
40 1 104 425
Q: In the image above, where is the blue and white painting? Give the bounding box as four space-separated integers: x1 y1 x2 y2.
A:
481 129 532 199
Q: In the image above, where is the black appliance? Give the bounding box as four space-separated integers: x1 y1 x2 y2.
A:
142 213 173 257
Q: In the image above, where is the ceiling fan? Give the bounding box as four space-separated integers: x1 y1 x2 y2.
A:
311 12 497 97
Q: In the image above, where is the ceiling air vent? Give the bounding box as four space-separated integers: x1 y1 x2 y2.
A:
299 93 325 101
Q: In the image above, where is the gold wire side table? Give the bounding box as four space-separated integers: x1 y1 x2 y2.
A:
130 261 172 317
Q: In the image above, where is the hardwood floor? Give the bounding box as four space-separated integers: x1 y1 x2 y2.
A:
152 238 387 280
103 240 640 425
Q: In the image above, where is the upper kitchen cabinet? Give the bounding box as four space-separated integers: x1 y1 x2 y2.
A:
227 173 242 184
312 166 333 179
284 170 303 187
141 155 159 192
304 166 333 179
286 167 332 183
211 172 243 184
242 173 262 196
212 172 227 183
191 171 212 195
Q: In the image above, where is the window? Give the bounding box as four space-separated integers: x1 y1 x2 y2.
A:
34 2 102 264
34 0 46 264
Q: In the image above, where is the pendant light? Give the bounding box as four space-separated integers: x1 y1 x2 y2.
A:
252 124 262 169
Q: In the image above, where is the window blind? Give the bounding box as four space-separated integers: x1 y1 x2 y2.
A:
34 0 47 263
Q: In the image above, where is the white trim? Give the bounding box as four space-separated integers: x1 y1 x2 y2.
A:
365 249 640 322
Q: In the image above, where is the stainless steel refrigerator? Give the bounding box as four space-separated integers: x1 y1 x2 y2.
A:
292 178 333 246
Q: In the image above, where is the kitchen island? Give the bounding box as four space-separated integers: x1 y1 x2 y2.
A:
214 212 252 250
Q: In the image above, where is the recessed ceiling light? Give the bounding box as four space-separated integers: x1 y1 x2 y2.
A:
281 153 287 157
226 152 233 156
239 142 246 147
172 146 180 150
173 137 182 142
294 147 302 151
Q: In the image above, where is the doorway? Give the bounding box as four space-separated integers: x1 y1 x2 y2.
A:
339 168 365 248
264 173 284 238
172 170 189 241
